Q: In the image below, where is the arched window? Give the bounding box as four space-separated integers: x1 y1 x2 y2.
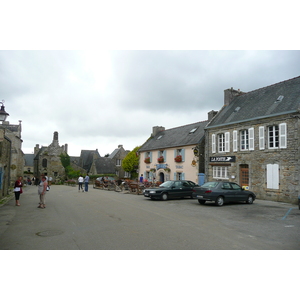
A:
42 159 47 168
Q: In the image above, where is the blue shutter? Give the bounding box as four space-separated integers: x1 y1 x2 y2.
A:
181 173 185 180
182 149 185 162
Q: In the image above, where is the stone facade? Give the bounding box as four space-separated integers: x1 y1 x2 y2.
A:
0 127 11 197
108 145 130 178
1 121 24 186
206 115 300 203
205 77 300 204
34 131 68 182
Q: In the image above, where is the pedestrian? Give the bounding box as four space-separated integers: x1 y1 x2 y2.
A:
38 176 48 209
84 173 90 192
48 176 52 186
139 174 144 183
14 176 23 206
78 175 84 192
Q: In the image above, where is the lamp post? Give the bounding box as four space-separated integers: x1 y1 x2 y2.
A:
0 100 9 122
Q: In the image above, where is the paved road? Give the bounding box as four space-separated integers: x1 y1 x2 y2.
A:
0 184 299 250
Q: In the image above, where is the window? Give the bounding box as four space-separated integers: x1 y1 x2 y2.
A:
268 123 286 149
213 166 229 179
174 149 185 162
240 129 249 150
42 158 47 168
116 159 121 166
218 133 225 152
268 125 279 148
174 172 185 180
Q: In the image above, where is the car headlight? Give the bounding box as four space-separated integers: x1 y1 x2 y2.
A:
150 191 156 194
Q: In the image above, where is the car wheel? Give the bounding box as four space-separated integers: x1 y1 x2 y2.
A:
215 196 224 206
246 195 254 204
198 200 206 205
161 193 168 200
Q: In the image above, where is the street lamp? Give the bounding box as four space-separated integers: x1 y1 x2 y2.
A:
0 100 9 122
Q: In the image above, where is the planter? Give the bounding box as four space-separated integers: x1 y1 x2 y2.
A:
174 155 182 162
157 156 164 163
144 157 151 164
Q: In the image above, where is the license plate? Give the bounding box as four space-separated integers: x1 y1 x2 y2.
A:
197 195 203 198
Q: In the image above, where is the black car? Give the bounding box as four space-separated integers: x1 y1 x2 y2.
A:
193 181 256 206
143 180 199 200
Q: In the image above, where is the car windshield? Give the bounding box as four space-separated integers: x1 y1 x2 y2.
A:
159 181 174 188
201 182 219 188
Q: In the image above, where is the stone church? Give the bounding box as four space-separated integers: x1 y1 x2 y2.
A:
34 131 68 182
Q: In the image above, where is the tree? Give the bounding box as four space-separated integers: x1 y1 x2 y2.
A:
122 146 141 179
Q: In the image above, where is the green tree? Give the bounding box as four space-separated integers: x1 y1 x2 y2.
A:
122 146 141 179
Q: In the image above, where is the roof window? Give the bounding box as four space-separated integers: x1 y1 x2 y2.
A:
276 95 284 102
189 127 198 134
157 135 163 140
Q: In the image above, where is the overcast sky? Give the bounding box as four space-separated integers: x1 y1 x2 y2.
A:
1 2 299 157
1 50 300 156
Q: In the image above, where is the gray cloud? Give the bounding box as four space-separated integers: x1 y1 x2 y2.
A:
1 50 300 156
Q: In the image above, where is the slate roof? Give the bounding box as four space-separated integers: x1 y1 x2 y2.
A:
79 150 100 171
94 157 115 174
24 154 35 166
208 76 300 128
139 120 208 152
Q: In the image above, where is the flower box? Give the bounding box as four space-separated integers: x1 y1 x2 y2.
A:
157 156 164 163
175 155 182 162
144 157 151 164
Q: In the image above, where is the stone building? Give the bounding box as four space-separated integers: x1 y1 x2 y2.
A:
205 76 300 204
1 120 24 186
109 145 130 178
34 131 68 182
0 126 12 197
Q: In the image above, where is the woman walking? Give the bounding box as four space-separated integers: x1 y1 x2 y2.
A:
14 176 23 206
38 176 48 208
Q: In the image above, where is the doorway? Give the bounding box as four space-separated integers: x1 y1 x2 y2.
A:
239 164 249 187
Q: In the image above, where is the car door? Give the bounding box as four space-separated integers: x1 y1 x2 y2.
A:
169 181 184 198
230 183 244 201
221 182 236 202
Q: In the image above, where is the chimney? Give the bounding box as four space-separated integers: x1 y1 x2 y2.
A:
64 143 68 154
224 87 243 106
208 110 218 121
152 126 165 137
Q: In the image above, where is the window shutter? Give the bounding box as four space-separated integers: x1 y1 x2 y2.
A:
212 134 216 153
150 152 152 162
181 149 185 161
249 127 254 150
233 130 237 152
225 132 230 152
173 172 177 180
279 123 287 149
181 173 185 180
174 150 176 159
267 164 279 189
259 126 265 150
163 150 167 161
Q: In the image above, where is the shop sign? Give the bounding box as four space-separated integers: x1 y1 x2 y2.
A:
210 156 236 162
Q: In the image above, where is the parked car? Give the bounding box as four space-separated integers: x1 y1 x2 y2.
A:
143 180 199 200
193 181 256 206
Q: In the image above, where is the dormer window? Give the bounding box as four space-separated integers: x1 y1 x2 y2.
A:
157 135 163 140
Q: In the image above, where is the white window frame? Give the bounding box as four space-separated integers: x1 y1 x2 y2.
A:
213 166 229 179
218 133 225 153
268 125 279 149
240 129 249 150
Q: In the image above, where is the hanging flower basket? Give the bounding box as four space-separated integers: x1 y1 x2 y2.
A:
157 156 164 163
144 157 151 164
175 155 182 162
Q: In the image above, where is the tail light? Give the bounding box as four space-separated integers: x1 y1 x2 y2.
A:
205 190 212 194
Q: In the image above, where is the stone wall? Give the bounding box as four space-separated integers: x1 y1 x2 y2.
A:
205 114 300 204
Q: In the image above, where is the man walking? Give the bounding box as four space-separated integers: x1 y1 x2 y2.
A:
84 173 90 192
